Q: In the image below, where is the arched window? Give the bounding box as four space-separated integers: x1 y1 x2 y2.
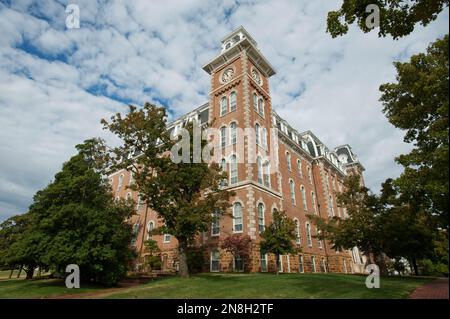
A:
210 250 220 272
263 160 270 187
289 180 296 206
311 192 317 214
257 156 263 184
255 123 260 146
297 159 303 178
306 223 312 246
253 93 258 112
229 91 237 112
212 209 220 236
233 202 243 232
307 166 312 184
258 203 265 232
286 152 292 171
311 256 317 272
300 186 307 211
258 97 264 116
220 126 226 148
229 155 238 185
126 192 132 202
230 122 237 144
262 127 267 148
131 223 139 246
117 174 124 191
220 96 227 116
147 221 154 240
136 194 143 211
294 218 301 244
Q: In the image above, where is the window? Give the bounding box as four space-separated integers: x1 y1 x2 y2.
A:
307 166 312 184
311 256 317 272
321 258 327 273
299 255 304 273
147 221 154 240
210 250 220 272
278 255 284 273
117 174 124 191
255 124 260 146
294 218 301 244
220 126 226 148
297 159 303 177
289 180 296 206
253 93 258 112
129 172 134 185
311 192 317 214
220 97 227 116
126 192 132 202
229 91 237 112
131 223 139 246
300 186 307 211
163 234 171 243
306 223 312 247
286 152 292 171
258 98 264 116
261 253 267 272
258 203 265 232
263 161 270 187
230 122 237 144
257 156 263 184
220 158 228 187
211 211 220 236
234 254 244 272
136 194 143 211
233 202 243 232
230 155 238 185
262 128 267 148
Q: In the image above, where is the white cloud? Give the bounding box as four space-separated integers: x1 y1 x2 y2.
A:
0 0 448 220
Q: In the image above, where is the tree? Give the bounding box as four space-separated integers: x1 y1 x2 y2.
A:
18 139 136 285
310 175 384 266
102 103 234 277
220 235 252 272
327 0 449 39
260 210 298 275
380 35 449 230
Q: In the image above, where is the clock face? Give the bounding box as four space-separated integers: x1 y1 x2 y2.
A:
221 68 234 83
338 154 348 164
252 69 262 85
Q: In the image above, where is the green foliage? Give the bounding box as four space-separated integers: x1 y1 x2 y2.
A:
144 239 161 256
327 0 448 39
380 35 449 230
186 248 205 274
3 139 136 286
145 255 162 271
102 103 234 277
260 210 298 274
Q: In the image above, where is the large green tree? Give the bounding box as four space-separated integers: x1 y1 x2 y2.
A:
102 103 233 277
260 210 298 275
12 139 136 285
380 35 449 230
327 0 449 39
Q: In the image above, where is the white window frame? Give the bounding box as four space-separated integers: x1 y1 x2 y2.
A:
210 250 220 272
294 218 301 244
230 122 237 145
311 256 317 273
306 223 312 247
300 186 307 211
232 202 243 233
258 203 265 233
117 174 124 192
229 91 237 112
163 234 171 243
229 155 238 185
289 180 296 206
220 96 227 116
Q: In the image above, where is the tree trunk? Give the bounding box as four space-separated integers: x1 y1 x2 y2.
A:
178 242 189 278
412 257 419 276
25 266 34 280
17 265 23 278
275 254 279 275
9 266 14 279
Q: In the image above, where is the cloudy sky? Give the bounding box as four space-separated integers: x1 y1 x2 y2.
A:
0 0 448 221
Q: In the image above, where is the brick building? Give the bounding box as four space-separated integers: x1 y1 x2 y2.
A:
108 27 367 274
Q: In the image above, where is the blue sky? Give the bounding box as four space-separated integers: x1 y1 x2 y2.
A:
0 0 448 221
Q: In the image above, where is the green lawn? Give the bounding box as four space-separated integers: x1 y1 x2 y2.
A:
0 273 432 299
